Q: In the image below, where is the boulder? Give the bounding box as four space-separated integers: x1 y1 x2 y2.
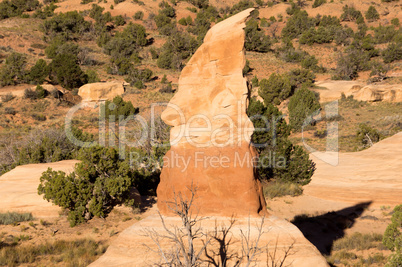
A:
78 82 125 102
157 8 266 217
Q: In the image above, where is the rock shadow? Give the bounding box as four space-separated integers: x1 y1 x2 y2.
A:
291 201 372 255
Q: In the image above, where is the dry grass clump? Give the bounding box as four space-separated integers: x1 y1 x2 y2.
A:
332 232 384 251
0 212 34 225
0 239 108 267
263 181 303 199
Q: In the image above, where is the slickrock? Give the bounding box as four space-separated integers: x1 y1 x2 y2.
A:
0 160 79 217
78 81 125 103
157 8 266 217
90 213 329 267
305 132 402 205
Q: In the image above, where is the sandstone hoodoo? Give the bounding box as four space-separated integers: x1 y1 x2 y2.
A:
156 8 267 217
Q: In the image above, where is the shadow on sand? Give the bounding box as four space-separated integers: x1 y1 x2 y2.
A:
291 201 372 256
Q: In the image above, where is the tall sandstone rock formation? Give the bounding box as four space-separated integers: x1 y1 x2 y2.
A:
157 8 266 216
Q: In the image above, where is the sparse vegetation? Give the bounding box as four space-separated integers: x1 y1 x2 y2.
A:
0 239 107 266
0 212 33 225
356 123 382 149
333 232 384 251
263 181 303 199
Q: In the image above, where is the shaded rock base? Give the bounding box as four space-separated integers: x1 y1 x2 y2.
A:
90 215 328 266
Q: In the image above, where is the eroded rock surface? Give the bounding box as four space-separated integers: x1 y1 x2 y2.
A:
345 84 402 102
90 214 329 267
157 8 266 217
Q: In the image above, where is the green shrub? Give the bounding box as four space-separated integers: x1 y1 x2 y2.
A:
243 59 251 75
365 5 380 22
178 17 187 26
244 18 271 52
391 18 400 27
334 26 354 46
301 55 321 71
89 4 112 24
277 39 309 63
41 11 92 41
0 52 27 86
185 0 209 9
187 6 219 40
45 39 79 59
81 0 94 3
281 10 315 39
247 99 316 185
287 68 315 88
0 0 40 20
312 0 326 8
299 26 335 45
383 205 402 254
102 22 148 59
229 0 254 15
288 87 320 131
133 11 144 20
33 3 58 19
340 5 363 22
157 31 198 70
35 85 49 99
286 2 300 16
374 25 397 44
125 67 153 88
107 56 134 75
113 15 126 26
86 69 100 83
114 0 125 4
356 123 382 148
258 73 292 106
154 1 176 35
102 96 139 118
333 46 371 80
38 146 139 226
28 59 49 85
251 75 259 87
382 42 402 63
0 212 33 225
49 54 88 89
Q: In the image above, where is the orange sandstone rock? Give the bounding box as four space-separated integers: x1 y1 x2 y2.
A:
157 8 267 217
